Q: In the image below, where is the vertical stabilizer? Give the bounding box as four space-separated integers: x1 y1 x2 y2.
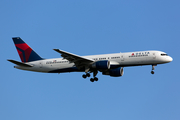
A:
12 37 43 62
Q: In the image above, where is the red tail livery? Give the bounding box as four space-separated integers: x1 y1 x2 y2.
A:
12 37 42 62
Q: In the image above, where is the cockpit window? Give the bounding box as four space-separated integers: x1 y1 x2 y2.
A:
161 54 168 56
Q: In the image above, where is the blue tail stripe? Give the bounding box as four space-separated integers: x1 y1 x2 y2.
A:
12 37 25 44
28 50 43 62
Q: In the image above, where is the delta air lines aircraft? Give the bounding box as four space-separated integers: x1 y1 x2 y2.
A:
8 37 173 82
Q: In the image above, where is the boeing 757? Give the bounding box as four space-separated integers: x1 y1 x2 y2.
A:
8 37 173 82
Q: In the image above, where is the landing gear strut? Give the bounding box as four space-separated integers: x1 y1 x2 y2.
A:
151 64 157 74
90 71 98 82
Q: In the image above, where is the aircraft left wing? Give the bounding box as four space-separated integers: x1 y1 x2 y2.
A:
53 49 94 67
7 59 33 67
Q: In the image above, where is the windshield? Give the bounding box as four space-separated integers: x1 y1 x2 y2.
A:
161 53 168 56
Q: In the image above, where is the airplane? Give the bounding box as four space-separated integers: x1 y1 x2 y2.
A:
8 37 173 82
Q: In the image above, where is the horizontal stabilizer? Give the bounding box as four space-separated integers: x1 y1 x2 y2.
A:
7 59 33 67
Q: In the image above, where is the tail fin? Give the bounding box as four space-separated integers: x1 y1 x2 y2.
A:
12 37 43 63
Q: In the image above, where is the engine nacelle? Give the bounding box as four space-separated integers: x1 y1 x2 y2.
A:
102 67 124 77
91 60 110 70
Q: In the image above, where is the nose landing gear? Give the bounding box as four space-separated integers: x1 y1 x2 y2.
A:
151 64 157 74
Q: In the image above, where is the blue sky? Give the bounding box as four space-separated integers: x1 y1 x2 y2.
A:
1 0 180 120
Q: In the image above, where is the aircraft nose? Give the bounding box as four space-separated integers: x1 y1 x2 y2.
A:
170 56 173 62
167 56 173 62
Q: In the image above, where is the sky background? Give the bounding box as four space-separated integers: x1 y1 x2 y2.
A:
0 0 180 120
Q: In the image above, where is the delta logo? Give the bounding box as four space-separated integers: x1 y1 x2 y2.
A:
129 52 150 57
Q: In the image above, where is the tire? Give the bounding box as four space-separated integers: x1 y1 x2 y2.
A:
90 78 94 82
82 74 87 78
151 71 154 74
94 77 98 81
86 73 90 77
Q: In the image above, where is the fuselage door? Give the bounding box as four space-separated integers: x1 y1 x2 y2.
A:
39 61 43 68
153 53 156 59
121 55 124 61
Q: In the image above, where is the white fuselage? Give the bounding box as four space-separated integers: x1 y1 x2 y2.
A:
15 50 173 73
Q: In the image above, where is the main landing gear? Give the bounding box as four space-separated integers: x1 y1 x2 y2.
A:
151 64 157 74
90 77 98 82
82 73 90 78
82 71 98 82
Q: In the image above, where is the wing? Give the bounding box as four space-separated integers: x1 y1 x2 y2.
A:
53 49 94 68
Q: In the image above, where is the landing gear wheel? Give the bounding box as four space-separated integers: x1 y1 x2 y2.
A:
86 73 90 77
94 77 98 81
151 71 154 74
82 74 87 79
90 78 94 82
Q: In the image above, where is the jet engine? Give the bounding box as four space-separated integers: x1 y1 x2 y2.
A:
91 60 110 69
102 67 124 77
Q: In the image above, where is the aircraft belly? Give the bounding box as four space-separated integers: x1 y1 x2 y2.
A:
48 67 80 73
43 62 80 73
